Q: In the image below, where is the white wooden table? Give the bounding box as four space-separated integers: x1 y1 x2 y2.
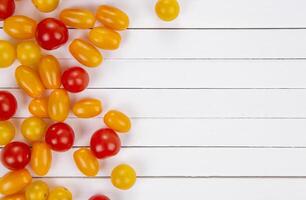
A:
2 0 306 199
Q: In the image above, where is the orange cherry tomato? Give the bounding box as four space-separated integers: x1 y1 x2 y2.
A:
4 15 36 39
0 40 16 68
88 27 121 50
69 39 103 67
21 117 47 142
59 9 95 29
111 164 136 190
0 121 15 146
155 0 180 21
15 65 45 98
32 0 59 13
38 55 61 89
72 98 102 118
104 110 131 133
96 5 129 31
29 98 49 118
73 148 99 177
1 193 26 200
48 89 70 122
30 142 52 176
0 169 32 196
16 41 41 67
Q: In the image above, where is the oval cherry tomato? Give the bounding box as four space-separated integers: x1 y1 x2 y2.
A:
73 148 99 177
59 8 95 29
0 0 15 20
89 27 121 50
35 18 68 50
90 128 121 159
89 194 110 200
32 0 59 13
21 117 47 142
1 141 31 170
29 98 48 118
25 181 49 200
0 169 32 196
96 5 129 31
155 0 180 21
69 39 103 67
30 142 52 176
72 98 102 118
0 40 16 68
0 121 15 146
61 67 89 93
38 55 61 89
1 193 26 200
48 89 70 122
0 91 17 121
104 110 131 133
15 65 45 98
48 187 72 200
4 15 37 39
17 41 41 67
45 122 74 152
111 164 136 190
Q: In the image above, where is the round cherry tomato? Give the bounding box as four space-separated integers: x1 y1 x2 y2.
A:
61 67 89 93
59 8 95 29
38 55 61 89
29 98 48 118
17 41 41 67
48 89 70 122
4 15 37 39
104 110 131 133
73 148 99 177
96 5 129 31
1 193 26 200
0 0 15 20
155 0 180 21
89 194 110 200
111 164 136 190
21 117 47 142
48 187 72 200
45 122 74 152
35 18 68 50
88 27 121 50
0 91 17 121
32 0 59 13
0 40 16 68
1 141 31 170
25 181 49 200
30 142 52 176
72 98 102 118
90 128 121 159
0 121 15 146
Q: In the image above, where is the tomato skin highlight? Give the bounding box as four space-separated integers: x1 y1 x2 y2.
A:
38 55 61 89
0 91 17 121
29 98 49 118
72 98 102 118
89 27 121 50
25 180 49 200
48 89 70 122
0 121 15 146
30 142 52 176
1 193 26 200
32 0 59 13
0 0 15 20
73 148 100 177
155 0 180 21
21 117 47 143
4 15 37 39
89 194 110 200
59 8 95 29
96 5 129 31
104 110 131 133
111 164 136 190
0 40 16 68
61 67 89 93
48 187 72 200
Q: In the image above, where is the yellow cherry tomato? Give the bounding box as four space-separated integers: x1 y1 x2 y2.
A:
30 142 52 176
0 169 32 196
0 121 15 146
4 15 37 39
32 0 59 13
88 27 121 50
48 187 72 200
25 181 49 200
17 41 41 67
72 98 102 118
104 110 131 133
29 98 49 118
21 117 47 142
155 0 180 21
15 65 45 98
48 89 70 122
1 193 26 200
69 39 103 68
0 40 16 68
38 55 61 89
111 164 136 190
59 9 95 29
96 5 129 31
73 148 100 177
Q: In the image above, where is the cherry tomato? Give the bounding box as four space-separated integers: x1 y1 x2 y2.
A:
1 193 26 200
59 8 95 29
111 164 136 190
15 65 45 98
89 194 110 200
30 142 52 176
35 18 68 50
17 41 41 67
73 148 99 177
29 98 48 118
155 0 180 21
96 5 129 31
38 55 61 89
89 27 121 50
48 187 72 200
32 0 59 13
48 89 70 122
45 122 74 152
0 121 15 146
0 0 15 20
0 40 16 68
69 39 103 67
61 67 89 93
104 110 131 133
0 169 32 196
90 128 121 159
25 181 49 200
72 98 102 118
0 91 17 121
4 15 37 39
21 117 47 142
1 141 31 170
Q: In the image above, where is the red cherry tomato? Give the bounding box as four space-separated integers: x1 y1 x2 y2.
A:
0 0 15 21
90 128 121 159
89 194 110 200
0 91 17 121
45 122 75 152
1 141 31 170
61 67 89 93
35 18 69 50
